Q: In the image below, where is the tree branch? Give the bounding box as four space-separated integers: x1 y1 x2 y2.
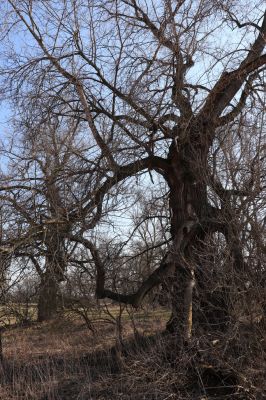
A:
69 156 169 221
201 10 266 121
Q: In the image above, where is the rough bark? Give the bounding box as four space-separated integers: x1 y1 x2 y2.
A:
37 273 59 322
37 231 66 322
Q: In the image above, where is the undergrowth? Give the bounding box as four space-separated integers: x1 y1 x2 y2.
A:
0 308 265 400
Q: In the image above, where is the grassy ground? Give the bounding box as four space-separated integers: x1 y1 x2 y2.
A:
0 305 265 399
0 305 171 400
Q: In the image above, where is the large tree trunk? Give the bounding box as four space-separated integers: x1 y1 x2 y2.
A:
37 232 66 322
165 134 242 339
37 272 59 322
166 266 195 342
164 140 202 341
164 136 232 340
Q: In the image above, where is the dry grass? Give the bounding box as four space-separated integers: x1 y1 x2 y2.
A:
0 306 265 400
0 306 169 399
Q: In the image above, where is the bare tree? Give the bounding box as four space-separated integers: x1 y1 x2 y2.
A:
0 108 112 321
0 0 265 344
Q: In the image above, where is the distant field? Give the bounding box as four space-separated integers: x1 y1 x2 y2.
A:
0 302 171 328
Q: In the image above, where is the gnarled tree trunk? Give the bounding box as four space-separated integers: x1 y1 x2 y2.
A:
37 232 66 322
37 272 60 322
